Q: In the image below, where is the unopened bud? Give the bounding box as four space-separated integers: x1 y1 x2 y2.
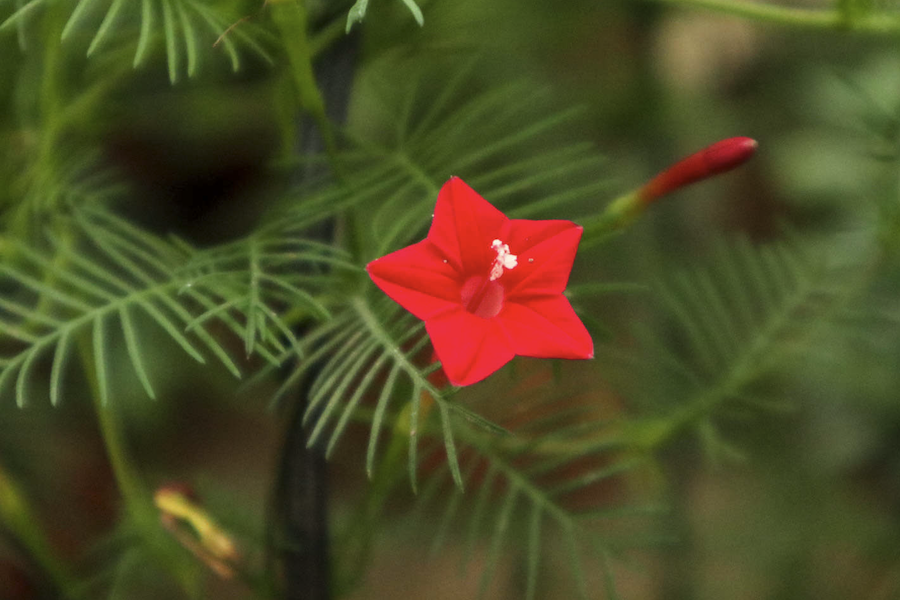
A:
638 137 758 204
581 137 758 243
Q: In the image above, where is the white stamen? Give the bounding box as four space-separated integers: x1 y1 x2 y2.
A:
489 238 517 281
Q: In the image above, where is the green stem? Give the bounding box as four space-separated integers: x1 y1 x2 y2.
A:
579 191 642 247
649 0 900 34
77 333 148 513
77 334 205 596
309 14 348 58
269 0 337 159
0 464 77 594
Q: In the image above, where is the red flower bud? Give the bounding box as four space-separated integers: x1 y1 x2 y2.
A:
638 137 758 204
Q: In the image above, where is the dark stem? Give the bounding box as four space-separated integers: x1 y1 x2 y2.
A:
272 394 332 600
268 16 358 600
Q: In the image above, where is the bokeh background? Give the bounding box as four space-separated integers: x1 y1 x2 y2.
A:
3 0 900 598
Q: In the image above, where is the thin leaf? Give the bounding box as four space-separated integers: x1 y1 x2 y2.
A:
437 401 463 489
658 280 718 375
306 339 380 441
600 548 621 600
161 0 181 83
429 457 475 553
0 265 94 313
366 363 402 478
14 0 26 49
44 232 136 296
135 298 205 364
177 290 243 377
268 321 360 409
61 0 97 40
547 459 642 498
478 487 519 599
737 235 778 318
564 281 648 299
407 382 422 493
464 465 498 564
185 295 247 331
448 106 582 175
0 0 44 32
86 0 127 56
304 331 370 420
174 0 199 77
525 504 542 600
259 274 330 320
397 0 423 25
445 402 510 436
119 306 155 399
407 57 477 143
563 526 589 600
345 0 368 32
511 178 614 220
133 0 154 67
673 270 734 363
15 346 40 408
50 329 71 406
0 360 19 402
326 350 392 458
203 6 241 71
257 302 302 356
1 324 39 343
93 315 109 406
471 142 595 190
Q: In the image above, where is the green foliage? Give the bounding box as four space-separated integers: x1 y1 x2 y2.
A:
0 0 272 81
603 233 869 461
0 204 348 407
345 0 424 33
413 385 665 600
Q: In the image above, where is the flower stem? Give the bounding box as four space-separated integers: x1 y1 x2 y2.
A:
77 334 203 595
650 0 900 34
77 334 148 513
269 0 337 160
0 463 77 595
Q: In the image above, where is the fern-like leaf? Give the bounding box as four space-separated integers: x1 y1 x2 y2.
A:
409 381 666 600
0 0 273 82
345 0 424 33
275 57 611 258
0 202 348 407
605 234 858 458
273 292 503 491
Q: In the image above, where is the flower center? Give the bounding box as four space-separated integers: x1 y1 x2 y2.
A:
459 239 516 319
461 276 504 318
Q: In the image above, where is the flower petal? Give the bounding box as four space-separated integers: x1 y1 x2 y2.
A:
500 222 583 300
497 296 593 359
367 240 461 320
428 177 508 276
427 309 515 386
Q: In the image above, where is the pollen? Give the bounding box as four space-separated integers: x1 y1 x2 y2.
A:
489 239 517 281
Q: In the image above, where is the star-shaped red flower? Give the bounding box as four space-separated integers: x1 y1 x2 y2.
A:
366 177 594 386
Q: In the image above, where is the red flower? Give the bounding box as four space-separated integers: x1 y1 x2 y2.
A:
366 177 593 386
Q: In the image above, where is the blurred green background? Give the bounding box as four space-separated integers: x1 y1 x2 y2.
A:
4 0 900 598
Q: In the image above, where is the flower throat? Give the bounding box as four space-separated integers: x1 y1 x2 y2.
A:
461 239 517 319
